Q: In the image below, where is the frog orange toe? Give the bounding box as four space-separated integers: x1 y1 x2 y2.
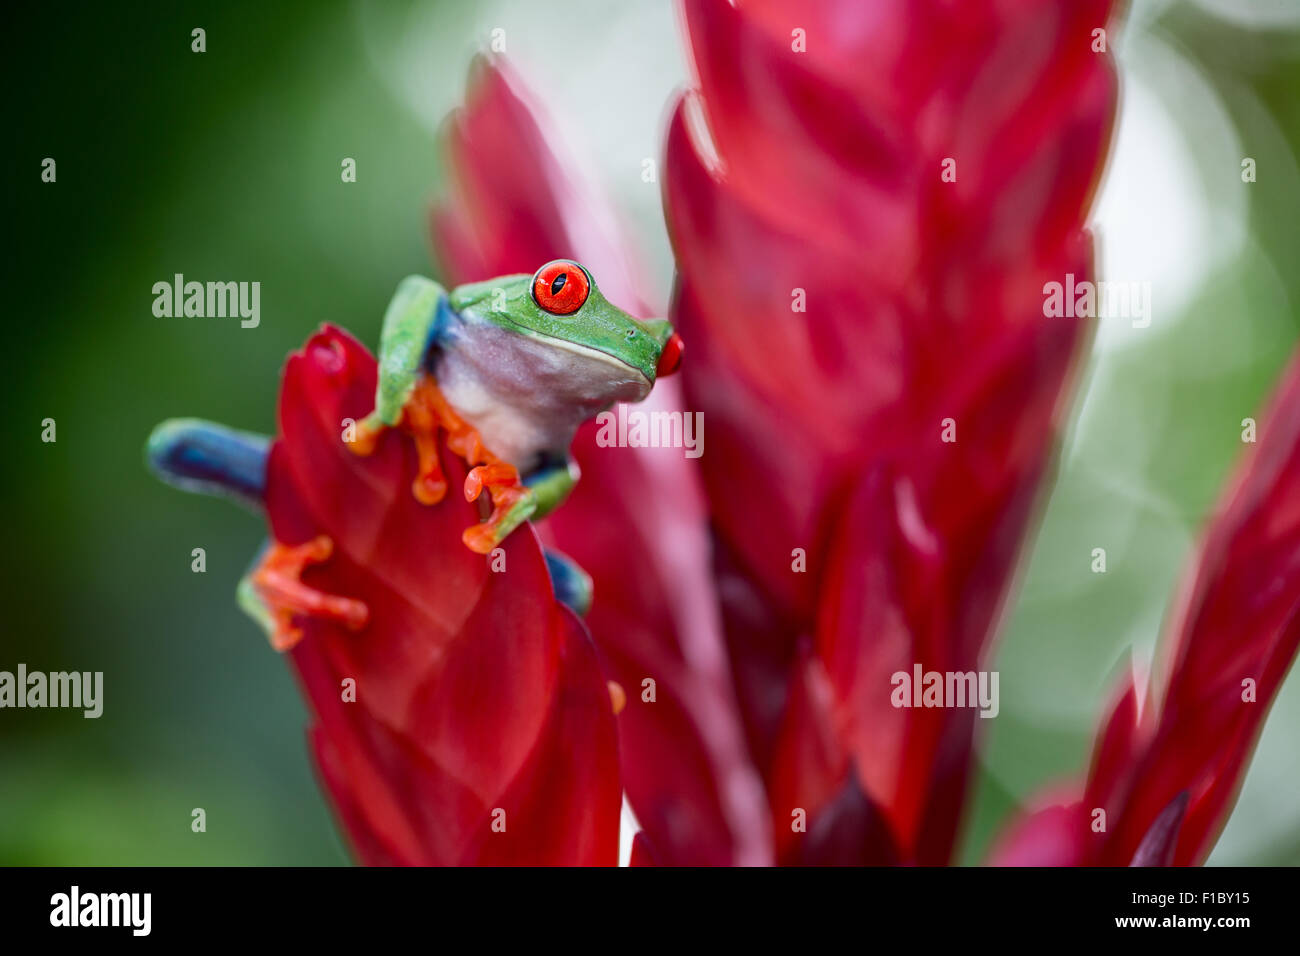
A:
461 479 536 554
251 536 369 651
347 413 386 457
409 430 448 505
464 463 519 502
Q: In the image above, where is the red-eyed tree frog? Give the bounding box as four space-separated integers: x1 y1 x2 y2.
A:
148 260 683 649
354 259 682 550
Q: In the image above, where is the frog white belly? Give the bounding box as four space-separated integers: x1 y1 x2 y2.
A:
432 319 650 471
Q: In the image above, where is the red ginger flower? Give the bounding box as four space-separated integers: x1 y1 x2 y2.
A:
266 325 620 865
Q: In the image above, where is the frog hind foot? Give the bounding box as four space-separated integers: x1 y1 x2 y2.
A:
243 536 369 651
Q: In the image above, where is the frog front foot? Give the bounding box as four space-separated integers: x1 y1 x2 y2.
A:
245 536 370 651
349 374 534 554
349 380 449 506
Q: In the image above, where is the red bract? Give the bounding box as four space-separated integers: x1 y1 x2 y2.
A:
664 0 1116 861
992 355 1300 866
429 58 771 865
266 324 620 865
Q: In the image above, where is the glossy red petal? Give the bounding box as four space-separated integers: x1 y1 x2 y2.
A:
811 315 1089 862
265 325 620 865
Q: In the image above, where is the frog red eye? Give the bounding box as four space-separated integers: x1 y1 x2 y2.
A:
656 332 684 377
532 260 590 315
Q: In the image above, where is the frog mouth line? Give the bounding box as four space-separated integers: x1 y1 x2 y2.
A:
530 332 652 386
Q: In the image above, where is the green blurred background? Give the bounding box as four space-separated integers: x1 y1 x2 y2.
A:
2 0 1298 864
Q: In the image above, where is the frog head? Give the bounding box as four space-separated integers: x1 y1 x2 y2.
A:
447 259 683 397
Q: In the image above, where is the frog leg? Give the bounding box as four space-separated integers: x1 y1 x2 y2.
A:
543 548 593 617
146 418 269 510
239 536 369 652
149 420 370 649
350 276 449 454
154 423 583 633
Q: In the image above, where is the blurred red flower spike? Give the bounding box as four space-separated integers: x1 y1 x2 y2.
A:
264 324 620 865
677 0 915 281
667 0 1116 864
814 465 954 861
665 110 902 628
430 56 769 866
